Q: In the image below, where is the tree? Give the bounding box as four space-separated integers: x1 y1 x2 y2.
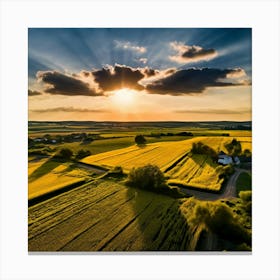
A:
55 148 73 160
225 138 242 156
126 164 166 190
135 135 146 145
75 149 91 160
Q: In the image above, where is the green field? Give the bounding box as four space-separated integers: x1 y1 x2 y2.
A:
28 178 251 251
28 180 201 251
236 172 252 193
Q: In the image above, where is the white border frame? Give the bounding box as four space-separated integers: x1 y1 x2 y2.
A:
1 0 280 279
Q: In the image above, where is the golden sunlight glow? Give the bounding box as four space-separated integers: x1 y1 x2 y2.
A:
111 88 136 107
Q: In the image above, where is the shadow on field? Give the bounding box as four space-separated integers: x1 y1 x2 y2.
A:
124 187 196 251
29 157 61 182
136 143 147 149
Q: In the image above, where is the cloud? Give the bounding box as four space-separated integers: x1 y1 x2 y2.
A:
114 40 146 53
145 68 249 95
28 89 42 96
92 64 145 92
36 71 100 96
31 107 108 113
139 58 148 64
35 65 250 97
169 42 218 64
175 108 251 115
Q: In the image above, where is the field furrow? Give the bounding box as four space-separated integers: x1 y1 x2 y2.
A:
29 182 125 239
28 180 201 251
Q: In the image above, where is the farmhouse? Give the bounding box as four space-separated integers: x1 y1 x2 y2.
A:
218 151 241 165
218 151 233 165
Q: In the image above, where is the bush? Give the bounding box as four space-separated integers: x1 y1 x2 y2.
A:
242 149 252 158
75 149 91 160
55 148 73 160
239 190 252 202
135 135 146 145
191 142 217 158
225 138 242 156
190 201 251 245
176 131 193 136
126 164 166 190
239 191 252 215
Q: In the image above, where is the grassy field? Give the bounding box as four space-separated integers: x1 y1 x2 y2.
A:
28 180 201 251
236 172 252 193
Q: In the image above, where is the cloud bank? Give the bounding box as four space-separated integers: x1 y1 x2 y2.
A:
175 108 251 115
31 107 108 113
36 65 250 97
36 71 100 96
145 68 248 95
92 65 145 92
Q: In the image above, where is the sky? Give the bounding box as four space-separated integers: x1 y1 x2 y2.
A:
28 28 252 121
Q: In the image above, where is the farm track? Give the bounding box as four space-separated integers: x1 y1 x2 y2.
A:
178 168 246 201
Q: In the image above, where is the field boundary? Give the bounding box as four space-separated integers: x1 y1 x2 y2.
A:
168 180 221 194
28 179 88 207
163 151 190 173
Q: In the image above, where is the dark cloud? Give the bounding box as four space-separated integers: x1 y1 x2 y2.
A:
92 64 145 92
145 68 248 95
170 42 218 64
37 71 99 96
182 47 216 59
141 67 159 77
28 89 42 96
31 107 108 113
35 65 249 97
175 108 251 115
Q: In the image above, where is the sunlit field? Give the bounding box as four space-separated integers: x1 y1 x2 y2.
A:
28 27 252 252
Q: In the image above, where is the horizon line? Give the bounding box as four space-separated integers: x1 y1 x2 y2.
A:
28 120 252 123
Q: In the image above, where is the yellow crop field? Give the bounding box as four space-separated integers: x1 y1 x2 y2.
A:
167 155 223 191
28 159 90 200
81 136 251 191
198 136 252 153
82 138 198 172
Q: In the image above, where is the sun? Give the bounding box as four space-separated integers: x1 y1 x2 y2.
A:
111 88 136 107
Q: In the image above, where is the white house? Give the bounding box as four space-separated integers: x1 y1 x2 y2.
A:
218 151 233 165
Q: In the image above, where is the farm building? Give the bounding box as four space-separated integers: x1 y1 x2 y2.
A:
218 151 233 165
218 151 240 165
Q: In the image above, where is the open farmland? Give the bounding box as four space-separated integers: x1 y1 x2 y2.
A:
82 136 252 191
28 121 252 252
28 180 201 251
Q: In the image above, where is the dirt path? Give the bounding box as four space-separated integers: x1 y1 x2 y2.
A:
179 168 247 201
